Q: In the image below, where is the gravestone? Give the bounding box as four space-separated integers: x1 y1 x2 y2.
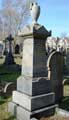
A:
0 43 4 57
4 34 15 65
47 51 64 102
3 82 16 97
66 48 69 69
8 3 56 120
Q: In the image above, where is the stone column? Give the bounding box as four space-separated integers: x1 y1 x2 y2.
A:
9 3 56 120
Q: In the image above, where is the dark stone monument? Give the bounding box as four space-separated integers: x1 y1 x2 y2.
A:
66 48 69 69
15 44 20 54
47 51 64 102
4 34 15 65
0 42 4 57
8 3 56 120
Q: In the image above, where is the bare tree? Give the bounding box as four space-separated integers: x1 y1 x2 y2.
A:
0 0 36 40
60 32 67 38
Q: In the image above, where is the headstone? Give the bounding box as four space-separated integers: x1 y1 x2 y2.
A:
8 3 56 120
3 82 16 97
66 48 69 69
47 51 64 102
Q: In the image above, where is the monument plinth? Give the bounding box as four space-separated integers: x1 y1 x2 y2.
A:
9 3 56 120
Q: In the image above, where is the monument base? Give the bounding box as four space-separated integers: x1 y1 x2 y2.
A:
4 52 15 65
8 87 56 120
8 102 56 120
8 76 56 119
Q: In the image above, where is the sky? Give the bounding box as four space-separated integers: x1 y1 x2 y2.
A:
37 0 69 37
0 0 69 37
0 0 2 8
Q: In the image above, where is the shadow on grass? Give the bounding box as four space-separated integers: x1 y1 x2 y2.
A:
0 96 7 105
59 96 69 111
0 64 21 83
3 116 15 120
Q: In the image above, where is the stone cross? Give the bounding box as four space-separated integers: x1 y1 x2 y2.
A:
4 34 15 65
6 34 14 54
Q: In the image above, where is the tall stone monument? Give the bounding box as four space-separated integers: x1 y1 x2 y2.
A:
9 3 56 120
4 34 15 65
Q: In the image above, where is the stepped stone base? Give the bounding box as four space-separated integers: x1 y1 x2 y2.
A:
8 102 56 120
12 91 55 111
17 76 52 96
8 90 56 120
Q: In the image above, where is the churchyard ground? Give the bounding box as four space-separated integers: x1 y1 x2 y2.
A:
0 56 69 120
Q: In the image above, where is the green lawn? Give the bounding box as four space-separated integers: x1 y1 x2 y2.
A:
0 97 16 120
0 85 69 120
0 57 69 120
0 57 21 120
0 56 21 83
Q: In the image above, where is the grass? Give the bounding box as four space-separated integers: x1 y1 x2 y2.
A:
0 56 21 120
0 97 16 120
0 85 69 120
0 72 20 82
0 56 21 83
58 85 69 111
0 56 69 120
0 56 22 66
59 96 69 111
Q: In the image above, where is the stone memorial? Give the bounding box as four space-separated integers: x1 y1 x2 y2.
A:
47 51 64 102
15 44 20 54
3 82 16 97
0 41 4 57
9 2 56 120
66 48 69 69
4 34 15 65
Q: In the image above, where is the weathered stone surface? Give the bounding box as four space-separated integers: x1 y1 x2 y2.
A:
18 24 51 39
0 42 4 56
17 76 51 96
22 38 48 77
17 104 56 120
21 24 50 78
12 91 55 111
8 102 17 116
8 102 56 120
9 6 56 119
66 48 69 68
47 51 64 102
3 82 16 96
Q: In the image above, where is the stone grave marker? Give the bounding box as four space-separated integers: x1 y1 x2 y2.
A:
3 82 16 97
66 48 69 69
47 51 64 102
8 2 56 120
4 34 15 65
0 41 4 57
